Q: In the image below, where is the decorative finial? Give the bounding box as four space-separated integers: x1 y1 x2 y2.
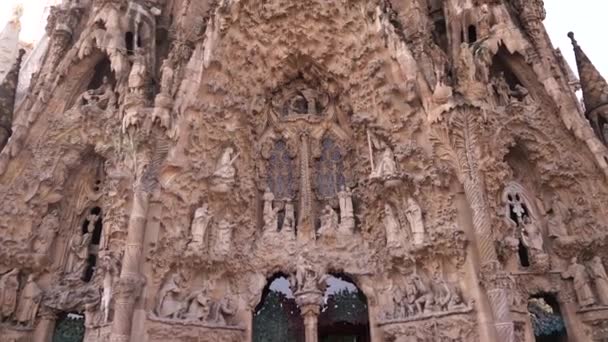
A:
568 32 578 47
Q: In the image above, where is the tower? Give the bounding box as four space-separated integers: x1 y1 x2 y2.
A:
1 1 608 342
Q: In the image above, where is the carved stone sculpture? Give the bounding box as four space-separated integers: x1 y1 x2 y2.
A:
67 216 95 277
216 215 234 255
208 297 237 325
156 273 185 319
492 73 512 106
128 49 148 95
404 197 425 245
15 274 42 327
211 147 238 192
0 269 19 321
520 216 544 253
338 186 355 234
318 205 339 237
589 256 608 306
371 146 397 179
31 210 59 257
262 188 279 232
384 204 403 249
188 204 212 248
282 200 295 233
562 257 596 307
77 76 116 111
98 252 120 324
182 289 211 321
546 195 569 238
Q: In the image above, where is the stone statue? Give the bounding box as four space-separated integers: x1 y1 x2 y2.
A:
512 84 531 104
32 210 59 256
0 269 19 320
546 195 569 238
432 275 452 311
562 257 596 307
209 297 237 325
473 45 492 83
67 218 95 277
318 205 339 236
589 256 608 306
15 274 42 327
98 253 120 324
293 263 328 293
128 49 148 95
282 200 295 233
189 204 212 247
262 188 279 232
216 216 234 255
403 277 418 316
182 289 211 321
78 76 116 110
371 146 397 179
521 216 543 253
384 204 402 249
457 43 476 83
156 273 185 319
405 197 425 245
412 275 435 314
492 72 511 106
211 147 238 192
338 186 355 234
159 58 175 95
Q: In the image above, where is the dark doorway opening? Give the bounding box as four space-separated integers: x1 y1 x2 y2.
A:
253 274 304 342
528 294 568 342
52 312 85 342
318 274 370 342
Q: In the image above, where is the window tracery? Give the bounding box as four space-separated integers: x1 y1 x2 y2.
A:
267 140 296 200
315 137 346 199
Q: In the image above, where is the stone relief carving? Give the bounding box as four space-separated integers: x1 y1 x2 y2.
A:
562 257 596 308
30 210 59 258
589 257 608 306
66 214 96 278
210 147 239 193
187 204 212 250
14 274 42 327
152 272 238 327
404 197 425 246
0 269 19 321
77 76 117 112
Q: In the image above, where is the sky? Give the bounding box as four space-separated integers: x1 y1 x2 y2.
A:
0 1 607 78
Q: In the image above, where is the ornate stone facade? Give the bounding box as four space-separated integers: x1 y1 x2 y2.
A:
1 0 608 341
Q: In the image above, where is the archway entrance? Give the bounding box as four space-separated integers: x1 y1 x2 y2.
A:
318 274 370 342
253 274 304 342
528 294 568 342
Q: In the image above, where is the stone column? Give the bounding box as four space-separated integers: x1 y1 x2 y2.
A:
110 190 150 342
33 308 57 342
295 290 323 342
297 132 315 243
432 106 514 342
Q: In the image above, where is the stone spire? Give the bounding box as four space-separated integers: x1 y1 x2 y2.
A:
568 32 608 114
0 49 25 151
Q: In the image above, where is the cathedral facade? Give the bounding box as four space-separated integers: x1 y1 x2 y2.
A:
1 0 608 341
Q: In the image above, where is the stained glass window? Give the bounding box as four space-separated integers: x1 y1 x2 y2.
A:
316 138 345 199
268 141 295 199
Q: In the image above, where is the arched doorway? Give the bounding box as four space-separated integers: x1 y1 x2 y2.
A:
318 274 370 342
253 274 305 342
528 294 568 342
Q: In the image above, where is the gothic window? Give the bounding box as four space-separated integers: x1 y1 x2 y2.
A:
268 140 296 199
528 294 568 342
253 275 304 342
52 312 85 342
319 274 370 342
315 138 345 199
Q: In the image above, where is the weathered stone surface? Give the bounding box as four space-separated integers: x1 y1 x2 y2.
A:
1 1 608 341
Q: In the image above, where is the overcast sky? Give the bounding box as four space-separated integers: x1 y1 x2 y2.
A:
1 1 606 78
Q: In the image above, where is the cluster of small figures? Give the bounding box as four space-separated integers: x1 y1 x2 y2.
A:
384 275 468 321
154 274 236 326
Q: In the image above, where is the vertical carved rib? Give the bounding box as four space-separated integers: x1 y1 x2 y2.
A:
297 132 315 242
431 106 514 342
110 133 169 342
